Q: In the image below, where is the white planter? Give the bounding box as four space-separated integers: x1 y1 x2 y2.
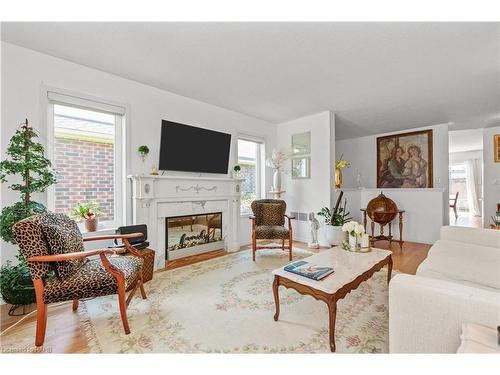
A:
324 225 345 246
273 169 282 191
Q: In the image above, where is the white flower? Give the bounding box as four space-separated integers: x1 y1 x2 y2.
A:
354 224 365 235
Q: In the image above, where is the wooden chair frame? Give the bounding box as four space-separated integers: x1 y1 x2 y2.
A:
28 233 147 347
250 214 294 261
449 192 459 219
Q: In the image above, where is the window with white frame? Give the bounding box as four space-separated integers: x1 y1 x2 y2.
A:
237 138 263 214
47 92 125 229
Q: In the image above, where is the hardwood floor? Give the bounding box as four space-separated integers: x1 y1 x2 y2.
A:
0 240 430 353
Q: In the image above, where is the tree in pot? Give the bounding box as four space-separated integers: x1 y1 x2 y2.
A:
317 191 352 246
0 119 56 312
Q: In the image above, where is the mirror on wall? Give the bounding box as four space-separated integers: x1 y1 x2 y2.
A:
291 131 311 179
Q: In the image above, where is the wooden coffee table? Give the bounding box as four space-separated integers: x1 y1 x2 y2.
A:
272 247 392 352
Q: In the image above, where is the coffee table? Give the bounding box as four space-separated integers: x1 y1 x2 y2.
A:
272 247 392 352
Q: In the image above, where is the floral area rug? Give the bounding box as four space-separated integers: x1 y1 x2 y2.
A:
82 248 390 353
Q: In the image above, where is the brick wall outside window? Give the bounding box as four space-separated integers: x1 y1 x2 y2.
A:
54 137 115 221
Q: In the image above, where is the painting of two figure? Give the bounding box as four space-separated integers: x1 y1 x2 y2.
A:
377 129 433 188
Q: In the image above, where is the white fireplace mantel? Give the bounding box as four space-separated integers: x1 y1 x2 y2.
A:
128 174 244 270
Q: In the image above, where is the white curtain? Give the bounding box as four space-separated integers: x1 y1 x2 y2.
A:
464 159 481 217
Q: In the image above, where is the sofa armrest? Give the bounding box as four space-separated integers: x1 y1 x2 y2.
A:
389 274 500 353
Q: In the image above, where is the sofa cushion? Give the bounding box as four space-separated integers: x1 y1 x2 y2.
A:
417 239 500 290
39 213 86 279
440 226 500 248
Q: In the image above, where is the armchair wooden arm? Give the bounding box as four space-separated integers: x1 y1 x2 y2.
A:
83 232 144 256
284 214 295 229
27 248 114 262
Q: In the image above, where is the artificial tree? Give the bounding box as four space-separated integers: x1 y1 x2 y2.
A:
0 119 56 308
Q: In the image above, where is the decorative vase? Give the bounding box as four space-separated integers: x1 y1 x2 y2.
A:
273 169 282 192
348 233 358 249
85 218 98 232
325 225 346 246
335 168 342 189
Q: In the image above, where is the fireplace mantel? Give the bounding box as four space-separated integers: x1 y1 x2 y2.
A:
128 174 243 270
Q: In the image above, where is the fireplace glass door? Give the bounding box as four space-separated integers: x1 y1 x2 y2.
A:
166 213 222 257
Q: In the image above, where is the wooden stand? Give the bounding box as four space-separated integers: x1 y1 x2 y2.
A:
361 209 405 249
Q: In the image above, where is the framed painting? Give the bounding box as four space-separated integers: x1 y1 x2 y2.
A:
377 129 433 188
291 131 311 156
494 134 500 162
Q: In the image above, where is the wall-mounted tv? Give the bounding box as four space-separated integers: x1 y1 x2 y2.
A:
159 120 232 174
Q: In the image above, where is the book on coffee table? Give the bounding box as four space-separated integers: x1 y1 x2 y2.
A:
284 260 334 281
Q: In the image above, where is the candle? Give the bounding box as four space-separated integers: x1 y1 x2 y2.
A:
361 233 370 248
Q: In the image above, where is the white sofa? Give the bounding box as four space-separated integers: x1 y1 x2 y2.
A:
389 226 500 353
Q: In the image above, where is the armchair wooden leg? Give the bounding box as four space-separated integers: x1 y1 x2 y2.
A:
33 279 47 347
288 235 293 261
281 239 285 250
72 299 79 311
252 235 256 261
117 277 130 335
139 272 147 300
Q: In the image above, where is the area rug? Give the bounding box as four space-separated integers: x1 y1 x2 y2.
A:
82 248 390 353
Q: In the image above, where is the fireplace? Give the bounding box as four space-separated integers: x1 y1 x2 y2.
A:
166 212 223 260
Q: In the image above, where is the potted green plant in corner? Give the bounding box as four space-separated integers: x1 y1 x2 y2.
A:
70 202 102 232
0 119 56 312
317 191 352 246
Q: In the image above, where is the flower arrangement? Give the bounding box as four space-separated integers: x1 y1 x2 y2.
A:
335 154 350 170
341 220 365 237
265 149 290 171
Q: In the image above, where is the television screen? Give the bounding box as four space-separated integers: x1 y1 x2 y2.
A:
159 120 232 174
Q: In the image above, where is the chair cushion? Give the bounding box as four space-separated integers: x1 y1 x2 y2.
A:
39 213 86 279
255 225 289 239
43 255 143 304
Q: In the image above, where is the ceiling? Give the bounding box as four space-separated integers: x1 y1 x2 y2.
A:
2 22 499 139
449 128 484 153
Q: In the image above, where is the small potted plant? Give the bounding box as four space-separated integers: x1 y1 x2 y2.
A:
138 145 150 162
232 164 241 178
318 198 352 246
70 202 102 232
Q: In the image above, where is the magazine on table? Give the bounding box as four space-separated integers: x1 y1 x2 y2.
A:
284 260 334 281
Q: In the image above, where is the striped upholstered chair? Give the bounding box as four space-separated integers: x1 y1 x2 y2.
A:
13 212 147 347
249 199 294 261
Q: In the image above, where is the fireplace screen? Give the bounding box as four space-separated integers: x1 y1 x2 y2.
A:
166 212 222 253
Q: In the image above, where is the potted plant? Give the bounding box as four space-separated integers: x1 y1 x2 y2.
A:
335 154 350 189
232 164 241 178
70 202 102 232
266 149 290 192
138 145 150 162
317 191 352 246
0 119 56 310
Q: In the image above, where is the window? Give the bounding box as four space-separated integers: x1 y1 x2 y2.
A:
237 138 263 214
47 92 125 229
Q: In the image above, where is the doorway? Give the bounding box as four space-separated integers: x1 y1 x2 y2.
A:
448 129 483 228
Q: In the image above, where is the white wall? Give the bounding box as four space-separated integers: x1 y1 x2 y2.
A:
483 126 500 227
275 111 335 243
335 124 450 243
0 42 277 264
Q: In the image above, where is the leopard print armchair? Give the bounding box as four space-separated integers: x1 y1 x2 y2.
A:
13 212 147 347
249 199 294 261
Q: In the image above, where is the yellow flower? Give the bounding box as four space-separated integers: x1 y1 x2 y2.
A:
335 159 350 170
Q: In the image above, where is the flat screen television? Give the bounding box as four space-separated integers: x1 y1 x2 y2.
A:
159 120 232 174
